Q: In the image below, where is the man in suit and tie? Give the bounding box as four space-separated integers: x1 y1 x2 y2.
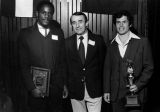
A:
65 12 106 112
103 10 154 112
18 1 68 112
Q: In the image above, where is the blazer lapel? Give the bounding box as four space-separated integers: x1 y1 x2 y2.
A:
124 38 140 61
85 33 96 66
112 41 121 61
70 35 83 64
45 26 60 68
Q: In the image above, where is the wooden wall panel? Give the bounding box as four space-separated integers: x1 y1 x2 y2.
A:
68 0 73 36
50 0 148 41
50 0 119 41
101 14 108 42
88 13 93 32
56 0 61 24
92 14 97 33
61 0 68 37
0 0 149 40
52 0 57 20
96 14 101 34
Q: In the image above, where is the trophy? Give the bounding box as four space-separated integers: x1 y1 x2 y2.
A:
125 59 140 107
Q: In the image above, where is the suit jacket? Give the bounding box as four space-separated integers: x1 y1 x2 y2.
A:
18 21 66 93
103 35 154 103
65 30 106 100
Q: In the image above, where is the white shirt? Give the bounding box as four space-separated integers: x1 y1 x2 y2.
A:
77 32 88 58
37 23 50 37
112 31 140 58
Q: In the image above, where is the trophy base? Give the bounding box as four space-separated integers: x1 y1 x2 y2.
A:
125 95 140 107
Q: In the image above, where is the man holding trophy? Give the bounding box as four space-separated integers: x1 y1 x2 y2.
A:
103 10 154 112
125 59 140 107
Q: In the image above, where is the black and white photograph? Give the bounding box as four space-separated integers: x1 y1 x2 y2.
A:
0 0 159 112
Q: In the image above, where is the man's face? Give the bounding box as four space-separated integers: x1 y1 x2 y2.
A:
115 16 131 35
71 15 88 35
37 5 53 28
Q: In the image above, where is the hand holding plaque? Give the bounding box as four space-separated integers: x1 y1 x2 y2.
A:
31 66 51 97
125 59 140 107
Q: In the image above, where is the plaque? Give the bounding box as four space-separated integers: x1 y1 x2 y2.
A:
31 66 51 97
125 59 140 107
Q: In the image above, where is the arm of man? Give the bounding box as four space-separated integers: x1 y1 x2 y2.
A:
135 38 154 91
18 29 36 92
104 93 110 103
56 28 68 98
103 44 111 102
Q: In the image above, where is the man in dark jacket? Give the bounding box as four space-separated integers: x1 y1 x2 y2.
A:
103 10 154 112
65 12 106 112
18 1 68 112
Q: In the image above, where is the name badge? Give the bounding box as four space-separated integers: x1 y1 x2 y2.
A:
88 39 95 46
51 35 58 40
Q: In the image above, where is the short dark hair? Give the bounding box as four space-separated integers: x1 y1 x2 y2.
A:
70 12 88 24
112 10 133 26
36 1 54 13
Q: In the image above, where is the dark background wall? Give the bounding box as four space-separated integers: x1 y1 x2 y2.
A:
146 0 160 112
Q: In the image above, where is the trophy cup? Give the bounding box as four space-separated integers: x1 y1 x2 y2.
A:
125 59 140 107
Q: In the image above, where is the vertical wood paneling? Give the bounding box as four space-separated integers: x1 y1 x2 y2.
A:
0 0 149 67
0 0 149 49
61 0 68 37
137 0 142 34
108 15 114 40
72 0 77 15
51 0 57 20
54 0 148 40
76 0 81 12
96 14 101 34
66 1 70 37
68 0 73 36
93 13 97 33
142 0 148 36
1 16 11 94
88 13 93 31
20 18 28 28
133 14 138 31
101 14 108 42
56 0 61 24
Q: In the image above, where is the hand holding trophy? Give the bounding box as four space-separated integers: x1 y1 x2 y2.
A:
125 59 140 107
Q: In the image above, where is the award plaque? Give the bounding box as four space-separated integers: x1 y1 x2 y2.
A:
125 59 140 107
31 66 51 97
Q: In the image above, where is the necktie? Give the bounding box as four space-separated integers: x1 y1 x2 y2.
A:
45 29 47 37
79 36 85 65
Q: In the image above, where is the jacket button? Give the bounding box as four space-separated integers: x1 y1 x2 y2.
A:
81 79 84 82
81 77 85 82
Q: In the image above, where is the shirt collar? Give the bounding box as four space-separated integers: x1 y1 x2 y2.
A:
37 23 49 30
111 31 140 44
77 30 88 41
